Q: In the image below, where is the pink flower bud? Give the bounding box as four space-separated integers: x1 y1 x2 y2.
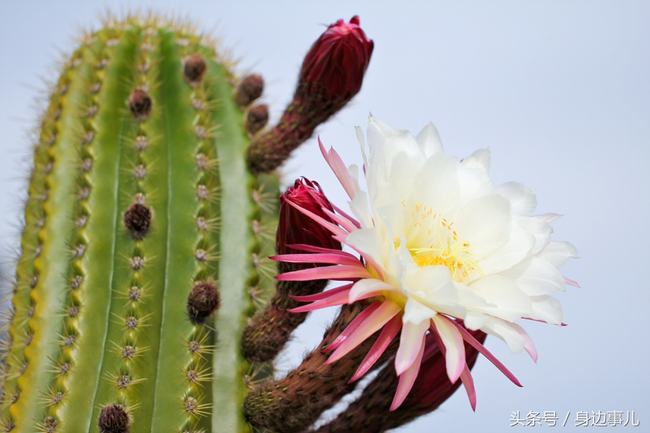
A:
299 15 374 101
277 178 341 256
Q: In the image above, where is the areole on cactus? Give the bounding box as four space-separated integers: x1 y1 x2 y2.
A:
0 10 574 433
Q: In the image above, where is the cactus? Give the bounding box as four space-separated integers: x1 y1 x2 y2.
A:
0 13 466 433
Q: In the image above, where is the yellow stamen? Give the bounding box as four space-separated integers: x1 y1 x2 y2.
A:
403 202 478 282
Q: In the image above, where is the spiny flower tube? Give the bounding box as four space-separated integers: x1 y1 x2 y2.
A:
274 116 577 411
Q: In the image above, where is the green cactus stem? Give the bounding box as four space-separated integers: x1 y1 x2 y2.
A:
0 16 282 433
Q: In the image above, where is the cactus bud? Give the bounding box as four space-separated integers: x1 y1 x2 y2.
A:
187 281 220 324
299 15 373 101
183 53 207 84
276 177 341 255
128 88 152 120
124 203 151 240
235 74 264 107
246 104 269 134
98 404 129 433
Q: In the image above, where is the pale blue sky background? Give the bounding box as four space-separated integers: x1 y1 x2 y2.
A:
1 1 649 432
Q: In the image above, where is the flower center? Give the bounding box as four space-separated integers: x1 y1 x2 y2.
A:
405 202 478 282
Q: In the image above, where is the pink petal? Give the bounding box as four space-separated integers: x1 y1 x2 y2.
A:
327 301 401 364
285 243 349 255
521 316 568 327
272 253 360 266
390 336 425 411
322 207 357 233
332 203 361 228
419 331 442 358
540 213 562 223
395 320 430 376
453 320 523 387
431 316 466 383
288 289 350 313
510 322 538 363
565 276 580 288
348 279 394 303
319 137 356 199
290 283 353 302
339 236 386 280
286 198 347 238
277 264 369 282
459 366 477 411
325 302 381 352
425 328 476 410
350 315 401 382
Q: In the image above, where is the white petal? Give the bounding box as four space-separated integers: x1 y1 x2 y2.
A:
464 311 489 330
401 262 458 309
539 241 578 267
530 295 563 324
454 194 511 256
497 182 537 215
410 153 461 215
345 228 385 271
402 297 436 324
416 122 443 157
470 275 531 320
348 189 372 227
518 215 553 255
462 148 491 172
458 149 493 202
477 221 534 275
479 316 537 360
355 125 366 153
367 116 421 162
517 257 566 296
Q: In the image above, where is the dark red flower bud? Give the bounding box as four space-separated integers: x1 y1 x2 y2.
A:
277 178 341 256
247 16 373 174
300 15 373 101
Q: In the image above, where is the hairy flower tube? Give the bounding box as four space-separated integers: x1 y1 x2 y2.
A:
274 116 577 410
